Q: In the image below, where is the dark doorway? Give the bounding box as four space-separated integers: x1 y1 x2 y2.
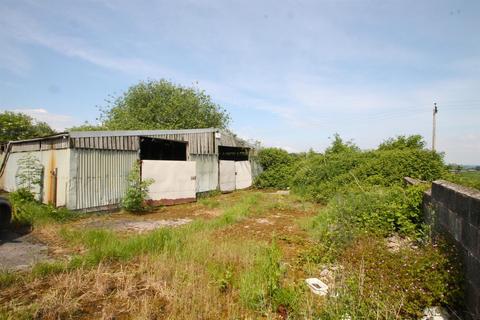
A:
218 146 249 161
140 137 187 161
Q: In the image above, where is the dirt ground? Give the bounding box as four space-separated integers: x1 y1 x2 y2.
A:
0 191 317 273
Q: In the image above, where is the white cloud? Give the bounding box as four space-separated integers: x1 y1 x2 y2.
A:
8 108 78 131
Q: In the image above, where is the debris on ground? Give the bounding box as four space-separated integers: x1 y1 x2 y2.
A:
83 218 193 232
305 278 329 295
386 234 417 252
255 218 274 225
421 306 450 320
319 264 343 284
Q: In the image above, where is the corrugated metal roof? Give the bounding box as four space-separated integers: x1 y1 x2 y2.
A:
3 128 254 156
69 128 218 138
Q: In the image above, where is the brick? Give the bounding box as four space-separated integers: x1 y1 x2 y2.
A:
454 216 463 243
446 188 457 211
470 198 480 228
431 182 444 201
456 192 471 219
478 229 480 259
439 204 448 227
465 281 479 320
466 254 480 288
463 222 478 256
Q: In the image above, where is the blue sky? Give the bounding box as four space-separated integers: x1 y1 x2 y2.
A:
0 0 479 164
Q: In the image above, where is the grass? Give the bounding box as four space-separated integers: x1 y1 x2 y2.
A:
0 189 462 319
449 171 480 190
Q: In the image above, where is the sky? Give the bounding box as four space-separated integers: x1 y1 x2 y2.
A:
0 0 479 164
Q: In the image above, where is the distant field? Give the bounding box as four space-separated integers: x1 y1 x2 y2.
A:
450 171 480 190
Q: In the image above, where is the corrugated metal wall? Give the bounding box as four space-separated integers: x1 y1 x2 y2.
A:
71 136 139 151
0 149 70 206
70 149 138 210
71 132 216 155
145 132 215 155
190 154 219 192
10 137 69 152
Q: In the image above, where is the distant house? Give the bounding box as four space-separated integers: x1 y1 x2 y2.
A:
0 128 260 211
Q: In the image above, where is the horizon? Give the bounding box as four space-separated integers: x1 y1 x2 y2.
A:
1 0 479 164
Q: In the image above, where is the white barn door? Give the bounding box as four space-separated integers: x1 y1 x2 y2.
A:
141 160 196 205
235 161 252 190
219 160 236 192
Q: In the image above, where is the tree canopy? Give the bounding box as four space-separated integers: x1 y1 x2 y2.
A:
75 79 230 131
378 135 426 151
0 111 55 143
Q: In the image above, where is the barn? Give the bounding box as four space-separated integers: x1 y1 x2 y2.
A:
0 128 261 211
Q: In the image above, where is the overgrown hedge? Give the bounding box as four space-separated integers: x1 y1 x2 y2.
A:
255 135 447 204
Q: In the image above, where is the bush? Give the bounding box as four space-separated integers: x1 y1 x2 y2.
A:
319 237 462 319
9 191 78 226
291 151 370 202
9 188 35 203
121 162 154 213
254 148 298 189
254 163 296 189
291 137 446 203
256 148 293 170
304 183 430 265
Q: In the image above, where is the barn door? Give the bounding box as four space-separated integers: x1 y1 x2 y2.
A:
219 160 236 192
235 161 252 190
141 160 196 205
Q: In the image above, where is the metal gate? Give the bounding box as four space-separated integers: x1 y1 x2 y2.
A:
219 160 236 192
141 160 196 205
219 160 252 192
235 161 252 190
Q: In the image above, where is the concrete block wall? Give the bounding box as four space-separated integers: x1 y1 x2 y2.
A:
424 180 480 319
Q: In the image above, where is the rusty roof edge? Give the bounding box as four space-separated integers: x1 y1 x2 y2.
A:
7 132 69 144
69 128 220 138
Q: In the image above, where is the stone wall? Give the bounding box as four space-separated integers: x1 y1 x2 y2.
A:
423 180 480 319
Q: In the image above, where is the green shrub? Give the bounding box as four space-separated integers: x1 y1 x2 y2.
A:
9 188 35 203
9 190 78 226
291 151 370 202
121 162 154 212
254 163 296 189
378 134 426 151
304 184 430 264
257 148 294 170
319 237 462 319
291 137 445 203
254 148 300 189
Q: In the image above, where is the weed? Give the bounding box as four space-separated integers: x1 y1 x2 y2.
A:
319 236 463 319
121 162 154 213
0 272 19 289
198 197 220 209
10 200 79 227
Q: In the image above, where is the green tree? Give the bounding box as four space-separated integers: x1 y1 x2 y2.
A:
378 135 426 151
99 79 230 130
68 121 105 131
325 134 359 155
0 111 55 143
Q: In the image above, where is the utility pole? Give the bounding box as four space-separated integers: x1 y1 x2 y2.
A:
432 102 438 151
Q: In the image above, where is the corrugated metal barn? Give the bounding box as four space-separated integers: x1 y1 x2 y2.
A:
0 128 260 211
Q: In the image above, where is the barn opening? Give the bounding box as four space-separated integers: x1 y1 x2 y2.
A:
140 137 187 161
218 146 249 161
